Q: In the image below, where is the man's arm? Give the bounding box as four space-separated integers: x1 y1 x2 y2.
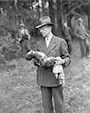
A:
33 43 42 67
83 26 90 37
74 26 80 38
69 27 73 38
25 29 31 40
60 39 71 67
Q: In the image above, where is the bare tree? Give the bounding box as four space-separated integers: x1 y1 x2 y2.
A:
87 1 90 29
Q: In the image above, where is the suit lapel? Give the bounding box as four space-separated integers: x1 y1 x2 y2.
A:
46 35 57 55
38 39 47 54
38 35 57 56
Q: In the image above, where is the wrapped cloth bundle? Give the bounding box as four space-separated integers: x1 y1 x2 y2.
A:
53 57 65 85
26 50 65 85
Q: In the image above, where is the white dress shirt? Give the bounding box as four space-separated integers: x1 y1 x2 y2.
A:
45 33 53 48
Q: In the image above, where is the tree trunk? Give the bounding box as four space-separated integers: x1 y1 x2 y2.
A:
88 2 90 30
67 14 72 28
48 0 56 34
56 0 62 37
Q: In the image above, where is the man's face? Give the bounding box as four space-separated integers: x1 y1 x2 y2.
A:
20 26 24 30
39 25 52 38
78 21 83 26
64 23 67 28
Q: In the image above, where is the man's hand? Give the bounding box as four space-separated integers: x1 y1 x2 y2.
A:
26 50 35 55
33 59 41 67
43 57 55 67
55 57 65 65
25 50 35 60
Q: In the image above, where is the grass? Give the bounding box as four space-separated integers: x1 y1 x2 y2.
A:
0 39 90 113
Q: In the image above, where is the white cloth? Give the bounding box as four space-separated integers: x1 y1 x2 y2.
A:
45 33 52 47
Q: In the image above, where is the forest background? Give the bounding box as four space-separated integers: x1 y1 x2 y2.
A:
0 0 90 60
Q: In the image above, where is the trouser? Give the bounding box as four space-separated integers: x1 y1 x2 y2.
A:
41 85 64 113
79 38 90 57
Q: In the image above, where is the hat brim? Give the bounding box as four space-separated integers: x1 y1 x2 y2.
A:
36 23 53 29
20 25 25 27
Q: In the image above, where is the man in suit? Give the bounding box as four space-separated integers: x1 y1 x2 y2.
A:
34 16 70 113
18 22 31 56
75 18 90 58
62 22 73 54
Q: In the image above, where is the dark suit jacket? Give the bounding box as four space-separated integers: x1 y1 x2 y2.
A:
35 35 70 87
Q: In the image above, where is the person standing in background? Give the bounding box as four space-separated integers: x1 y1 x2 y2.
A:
62 22 72 54
75 18 90 58
18 22 31 56
34 16 71 113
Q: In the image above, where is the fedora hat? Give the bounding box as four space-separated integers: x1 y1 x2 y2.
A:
36 16 53 29
77 18 83 22
19 23 25 27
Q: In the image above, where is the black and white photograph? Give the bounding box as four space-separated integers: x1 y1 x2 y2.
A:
0 0 90 113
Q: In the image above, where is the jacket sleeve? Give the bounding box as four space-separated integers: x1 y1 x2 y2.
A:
60 39 71 67
69 27 73 37
25 29 31 40
33 42 41 67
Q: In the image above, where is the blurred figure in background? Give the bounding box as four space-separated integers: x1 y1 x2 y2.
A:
75 18 90 58
62 22 73 54
18 22 31 57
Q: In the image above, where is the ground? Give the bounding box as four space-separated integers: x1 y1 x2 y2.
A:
0 40 90 113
